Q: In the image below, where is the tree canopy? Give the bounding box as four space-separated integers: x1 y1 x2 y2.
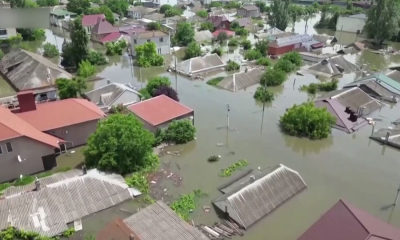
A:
200 22 214 31
281 52 302 66
163 120 196 144
43 43 59 58
268 0 290 30
37 0 58 6
70 17 89 66
106 0 129 17
175 22 195 46
260 68 287 86
160 4 172 13
274 59 295 73
146 22 161 30
254 40 269 57
146 76 171 95
55 77 87 99
253 86 274 103
165 7 182 17
196 10 208 18
184 42 202 59
66 0 90 15
279 102 336 139
135 42 164 67
153 85 179 101
84 114 155 174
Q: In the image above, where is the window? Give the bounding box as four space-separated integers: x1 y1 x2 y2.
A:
0 29 7 35
62 130 68 134
159 37 163 42
6 142 12 152
147 39 151 42
0 146 2 155
134 39 137 44
158 48 161 54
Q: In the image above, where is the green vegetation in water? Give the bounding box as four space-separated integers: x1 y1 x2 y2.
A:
208 155 219 163
253 86 274 103
226 60 240 71
125 153 160 193
207 77 224 86
105 41 126 56
0 226 61 240
300 79 339 94
170 189 206 221
219 159 249 177
241 40 252 50
143 195 155 204
228 38 239 47
162 120 196 144
211 47 223 56
256 57 272 66
43 43 59 58
62 228 75 237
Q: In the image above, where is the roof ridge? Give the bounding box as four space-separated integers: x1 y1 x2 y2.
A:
72 98 105 117
340 200 372 235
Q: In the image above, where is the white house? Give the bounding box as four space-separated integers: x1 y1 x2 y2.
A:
0 1 16 40
336 13 367 34
130 30 170 56
50 9 77 27
127 6 157 19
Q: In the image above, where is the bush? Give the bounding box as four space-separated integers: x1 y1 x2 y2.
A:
230 21 240 30
260 68 287 86
17 28 45 41
253 86 274 102
210 1 222 7
300 83 318 94
165 8 182 17
184 42 202 59
163 120 196 144
279 102 336 139
146 76 171 95
226 60 240 71
216 31 228 43
0 49 4 60
43 43 59 58
256 57 272 66
235 28 248 36
281 52 302 66
258 22 264 28
241 40 252 50
207 76 224 86
200 22 214 31
274 59 295 73
228 38 239 47
245 49 262 60
197 10 208 18
77 60 96 78
153 85 179 101
208 155 219 162
300 79 339 94
146 22 161 30
105 41 124 55
160 4 172 13
87 50 108 65
211 47 223 56
135 42 164 67
254 40 269 57
139 88 151 100
56 77 87 99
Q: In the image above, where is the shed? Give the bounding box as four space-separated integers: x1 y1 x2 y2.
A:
232 17 252 28
213 164 307 229
174 53 226 76
370 119 400 150
217 68 264 92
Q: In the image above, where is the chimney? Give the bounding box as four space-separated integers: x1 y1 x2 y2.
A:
107 80 111 84
129 234 135 240
35 177 41 191
250 175 255 183
17 91 36 112
82 165 87 175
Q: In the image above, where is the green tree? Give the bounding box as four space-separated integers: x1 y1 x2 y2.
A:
135 42 164 67
211 47 223 56
106 0 129 17
253 86 274 102
25 0 38 7
196 10 208 18
200 22 214 31
216 31 228 43
17 28 45 41
0 49 4 60
255 1 267 12
234 28 248 36
256 57 272 66
281 51 302 66
245 49 262 60
184 42 202 59
163 120 196 144
165 7 182 17
87 50 108 65
274 59 295 73
225 1 240 9
67 0 90 14
364 0 399 45
228 38 239 47
61 41 74 67
226 60 240 71
37 0 58 6
260 68 287 86
147 22 161 30
160 4 172 13
175 22 195 46
153 85 179 101
241 40 252 49
254 40 269 56
210 1 222 7
84 114 155 174
279 102 336 139
105 41 125 55
10 0 25 8
77 60 96 77
268 0 290 30
146 76 171 95
55 77 87 99
70 17 89 66
99 5 115 24
230 21 240 30
43 43 59 57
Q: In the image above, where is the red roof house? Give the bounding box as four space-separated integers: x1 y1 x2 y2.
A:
127 95 194 132
91 18 119 43
208 15 231 30
82 14 105 34
297 199 400 240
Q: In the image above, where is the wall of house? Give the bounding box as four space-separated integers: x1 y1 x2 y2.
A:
0 28 17 40
45 120 99 148
336 16 366 33
268 44 295 55
131 34 171 56
0 137 55 183
133 112 194 133
237 9 248 17
216 21 231 30
91 33 109 42
128 11 144 19
247 10 260 18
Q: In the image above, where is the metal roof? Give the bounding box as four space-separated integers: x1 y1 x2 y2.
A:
217 68 264 92
345 74 400 99
213 164 307 229
175 54 226 75
276 34 313 47
370 120 400 150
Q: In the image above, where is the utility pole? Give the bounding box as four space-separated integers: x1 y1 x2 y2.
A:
393 182 400 206
226 104 230 129
174 49 178 91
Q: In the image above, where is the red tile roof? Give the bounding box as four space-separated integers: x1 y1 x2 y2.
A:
212 29 235 37
82 14 105 26
0 107 62 148
92 18 117 34
297 199 400 240
100 32 122 43
16 99 105 131
96 218 141 240
128 95 193 126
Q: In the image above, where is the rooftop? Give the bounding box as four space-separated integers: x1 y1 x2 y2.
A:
82 14 105 26
96 218 140 240
16 98 106 131
269 34 312 48
240 4 259 11
175 53 226 75
233 17 252 27
127 95 193 126
217 68 264 92
134 30 168 39
123 201 210 240
100 32 123 43
370 119 400 150
50 9 77 16
213 164 307 229
194 30 213 42
297 199 400 240
301 55 360 78
128 6 157 14
143 13 165 22
92 18 117 34
212 29 235 37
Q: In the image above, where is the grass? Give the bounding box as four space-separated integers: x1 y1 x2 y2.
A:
170 189 206 221
207 77 224 86
219 159 249 177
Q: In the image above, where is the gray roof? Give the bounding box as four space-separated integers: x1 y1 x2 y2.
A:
123 201 210 240
233 17 252 27
0 49 72 92
128 6 157 14
348 13 367 19
312 34 337 44
84 83 141 111
143 13 165 21
175 54 226 75
0 169 135 237
386 70 400 83
240 4 259 11
302 55 359 78
194 30 213 42
370 120 400 150
217 68 264 92
213 164 307 229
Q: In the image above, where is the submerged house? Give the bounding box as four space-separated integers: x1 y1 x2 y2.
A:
82 14 105 34
217 68 264 92
268 34 322 56
314 87 384 133
90 18 120 43
213 164 307 229
370 118 400 150
174 53 226 77
300 55 359 78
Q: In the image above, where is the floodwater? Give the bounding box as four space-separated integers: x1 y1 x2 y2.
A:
5 13 400 239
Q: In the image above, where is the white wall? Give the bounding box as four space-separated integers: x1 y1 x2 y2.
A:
131 34 171 55
0 28 17 39
336 16 366 33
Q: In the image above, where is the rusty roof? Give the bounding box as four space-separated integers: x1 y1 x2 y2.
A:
16 98 105 131
0 106 61 147
128 95 193 126
134 30 168 39
82 14 105 26
97 218 141 240
92 18 117 34
297 199 400 240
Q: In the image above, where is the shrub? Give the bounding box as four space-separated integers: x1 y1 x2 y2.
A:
253 86 274 102
241 40 252 50
274 59 295 73
165 8 182 17
207 76 224 86
160 4 172 13
200 22 214 31
196 10 208 18
226 60 240 71
208 155 219 162
62 228 75 238
33 29 45 40
280 102 336 139
0 49 4 60
258 22 264 28
77 60 96 78
139 88 151 100
211 47 223 56
300 79 339 94
146 76 171 95
146 22 161 30
235 28 248 36
153 85 179 101
245 49 262 60
106 41 124 55
184 42 202 59
135 42 164 67
87 50 107 65
219 159 249 177
228 38 239 47
43 43 59 57
230 21 240 30
260 68 287 86
256 57 272 66
163 120 196 144
216 31 228 43
254 40 269 57
281 52 302 66
300 83 318 94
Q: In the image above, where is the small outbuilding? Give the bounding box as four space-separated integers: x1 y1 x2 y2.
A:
336 13 367 34
127 95 194 133
213 164 307 229
194 30 214 42
237 5 260 18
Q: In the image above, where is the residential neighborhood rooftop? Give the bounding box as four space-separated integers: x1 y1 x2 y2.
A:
82 14 105 26
134 30 168 39
128 6 157 14
92 18 117 34
217 68 264 92
175 53 226 75
50 9 77 16
240 4 259 11
233 17 252 27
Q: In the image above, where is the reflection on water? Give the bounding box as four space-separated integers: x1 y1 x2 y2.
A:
283 134 334 156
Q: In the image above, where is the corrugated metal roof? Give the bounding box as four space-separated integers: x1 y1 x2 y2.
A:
123 201 210 240
213 164 307 229
276 34 313 47
217 68 263 92
176 54 226 75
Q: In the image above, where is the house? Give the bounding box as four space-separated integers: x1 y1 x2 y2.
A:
120 201 210 240
143 13 166 22
212 29 235 37
254 28 288 40
82 14 105 34
84 82 141 113
268 34 321 55
336 13 367 33
297 199 400 240
208 15 231 30
232 17 252 28
14 92 106 147
97 218 140 240
112 12 120 23
130 30 170 56
0 48 72 96
0 1 16 40
386 70 400 83
91 18 118 43
0 169 137 236
314 87 385 133
127 95 193 132
217 68 264 92
345 40 368 51
299 55 359 78
194 30 214 42
312 33 337 45
370 118 400 150
213 164 307 229
298 52 337 63
127 6 157 19
50 9 77 27
344 73 400 103
237 5 260 18
174 53 226 76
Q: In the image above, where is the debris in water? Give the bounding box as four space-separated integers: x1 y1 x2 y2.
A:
189 209 193 213
167 173 173 178
175 162 181 170
208 155 219 162
216 143 224 146
164 188 167 192
218 155 222 158
150 181 156 184
70 151 75 153
203 206 211 212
